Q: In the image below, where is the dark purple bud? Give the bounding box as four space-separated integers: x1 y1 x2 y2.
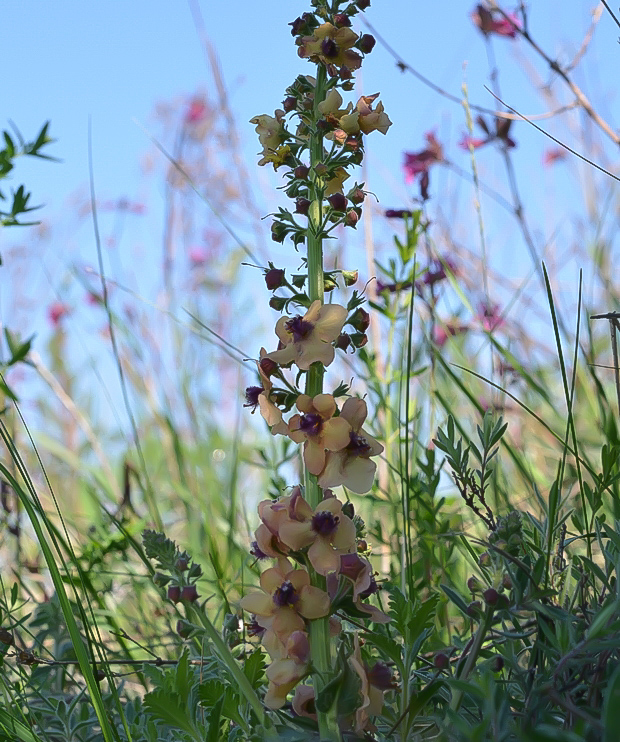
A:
496 594 510 610
335 332 352 351
259 356 278 377
177 620 193 638
368 661 397 689
312 509 340 537
294 164 309 180
271 221 286 243
265 268 285 290
327 193 347 211
502 573 513 590
175 556 190 572
289 12 314 36
314 163 328 176
342 501 355 519
285 315 314 342
348 308 370 332
495 116 512 140
167 585 181 603
299 413 323 437
283 96 297 113
357 539 368 551
273 580 299 607
344 209 359 227
269 296 287 311
467 576 480 592
333 13 351 27
181 585 199 603
295 197 311 215
0 629 14 646
491 656 504 672
385 209 414 218
244 386 263 411
321 38 338 59
483 588 499 606
340 66 354 81
434 653 450 670
316 119 331 133
350 331 368 348
357 0 371 8
466 600 482 618
358 34 376 53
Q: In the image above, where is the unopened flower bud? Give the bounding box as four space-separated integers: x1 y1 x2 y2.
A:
265 268 285 290
368 661 397 689
434 652 450 670
340 66 354 82
357 0 371 8
466 600 482 618
294 164 309 180
327 192 347 212
349 308 370 333
502 573 513 590
181 585 199 603
271 221 286 243
260 356 278 376
295 197 311 215
314 163 328 176
483 588 499 606
348 187 365 205
0 629 14 646
344 209 359 227
335 332 352 351
333 13 352 27
282 96 297 113
175 556 189 572
491 656 504 672
342 269 358 286
357 538 368 551
467 576 480 593
324 274 338 292
478 551 491 567
269 296 287 311
342 501 355 519
350 331 368 348
153 572 171 587
177 620 193 638
496 594 510 610
358 34 376 54
167 585 181 603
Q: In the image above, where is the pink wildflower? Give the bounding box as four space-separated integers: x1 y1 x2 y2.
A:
471 5 520 38
458 134 487 150
184 97 208 125
188 246 208 267
48 302 70 327
542 147 567 167
403 131 443 184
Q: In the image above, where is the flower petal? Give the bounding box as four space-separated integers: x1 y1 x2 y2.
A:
308 538 341 576
323 417 352 451
315 304 348 342
304 439 326 475
297 585 330 618
279 520 315 550
240 591 274 617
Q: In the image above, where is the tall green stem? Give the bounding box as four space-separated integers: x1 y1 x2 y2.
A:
304 63 341 742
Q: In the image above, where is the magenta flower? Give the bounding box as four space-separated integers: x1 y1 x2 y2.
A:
458 134 487 151
471 5 520 38
403 131 443 184
477 301 504 332
542 148 566 167
48 302 70 327
184 97 208 125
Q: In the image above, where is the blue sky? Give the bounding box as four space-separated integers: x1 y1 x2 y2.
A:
2 1 619 433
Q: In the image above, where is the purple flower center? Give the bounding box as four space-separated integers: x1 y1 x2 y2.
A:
244 386 263 411
312 510 339 537
273 580 299 607
299 413 323 437
321 38 338 59
249 541 268 560
246 616 265 638
346 431 372 458
359 574 378 600
286 315 314 343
